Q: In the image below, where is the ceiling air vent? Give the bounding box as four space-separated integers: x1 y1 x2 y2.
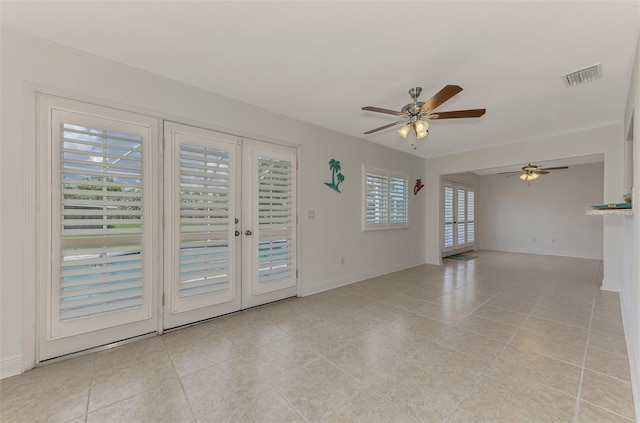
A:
563 64 603 87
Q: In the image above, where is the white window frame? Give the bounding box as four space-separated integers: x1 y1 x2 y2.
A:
362 164 409 231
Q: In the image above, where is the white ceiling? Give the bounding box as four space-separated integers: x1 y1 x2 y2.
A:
2 1 639 159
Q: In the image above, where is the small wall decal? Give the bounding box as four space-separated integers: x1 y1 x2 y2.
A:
414 179 424 195
324 158 344 193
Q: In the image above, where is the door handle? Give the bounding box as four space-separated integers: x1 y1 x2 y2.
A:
235 230 240 237
245 230 253 236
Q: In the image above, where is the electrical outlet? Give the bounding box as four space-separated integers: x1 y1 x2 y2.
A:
340 256 345 265
552 238 556 244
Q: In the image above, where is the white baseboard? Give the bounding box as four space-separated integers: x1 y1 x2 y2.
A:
0 355 22 379
479 246 603 260
600 280 621 293
626 339 640 422
621 292 640 419
301 260 427 297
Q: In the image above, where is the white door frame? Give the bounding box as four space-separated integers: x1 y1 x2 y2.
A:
441 180 475 257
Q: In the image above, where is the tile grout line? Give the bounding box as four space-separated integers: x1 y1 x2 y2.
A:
443 279 545 422
160 335 198 422
83 353 95 423
579 398 636 422
571 287 598 423
260 356 322 423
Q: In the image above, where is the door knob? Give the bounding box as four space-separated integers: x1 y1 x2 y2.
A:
235 230 240 237
245 230 253 236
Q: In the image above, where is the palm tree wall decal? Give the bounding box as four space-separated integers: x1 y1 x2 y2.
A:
324 158 344 193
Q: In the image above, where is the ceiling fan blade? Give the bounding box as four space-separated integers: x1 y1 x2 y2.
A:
362 106 408 117
428 109 486 119
539 166 569 171
418 85 463 114
497 171 522 175
363 120 406 135
533 170 550 174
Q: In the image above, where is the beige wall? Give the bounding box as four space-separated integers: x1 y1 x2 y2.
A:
0 29 427 377
477 162 604 259
621 23 640 419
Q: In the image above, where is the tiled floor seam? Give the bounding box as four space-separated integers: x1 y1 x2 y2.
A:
161 335 198 422
579 398 636 422
83 354 96 423
260 362 325 423
571 286 598 423
315 341 420 422
444 290 542 422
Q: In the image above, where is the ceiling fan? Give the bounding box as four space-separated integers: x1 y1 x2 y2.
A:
361 85 486 148
498 163 569 181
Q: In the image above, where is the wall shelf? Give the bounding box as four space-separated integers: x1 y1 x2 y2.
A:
586 208 635 216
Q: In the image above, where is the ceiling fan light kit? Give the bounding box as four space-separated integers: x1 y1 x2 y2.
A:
398 124 411 138
498 163 569 182
362 85 486 149
519 172 540 181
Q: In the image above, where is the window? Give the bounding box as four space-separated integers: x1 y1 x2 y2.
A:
362 165 409 230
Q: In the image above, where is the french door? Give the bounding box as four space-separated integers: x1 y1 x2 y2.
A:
38 98 161 361
162 123 241 328
442 182 475 255
38 98 297 360
163 123 297 329
241 140 297 309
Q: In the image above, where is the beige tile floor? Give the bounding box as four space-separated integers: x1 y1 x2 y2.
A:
1 251 636 422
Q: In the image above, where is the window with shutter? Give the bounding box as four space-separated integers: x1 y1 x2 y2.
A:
467 190 475 244
389 173 409 228
444 185 454 249
442 182 476 254
59 123 145 321
364 169 388 229
362 165 408 230
45 105 158 350
178 144 232 301
257 155 295 289
457 188 466 247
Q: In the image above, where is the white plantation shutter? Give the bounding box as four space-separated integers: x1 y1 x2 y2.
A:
51 111 154 340
389 173 409 228
256 154 295 291
457 188 466 247
467 190 475 244
363 165 408 230
172 139 235 312
364 169 388 229
442 183 475 254
444 185 454 249
59 125 144 321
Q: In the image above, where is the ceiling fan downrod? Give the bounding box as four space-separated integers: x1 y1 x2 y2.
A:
409 87 422 102
403 87 425 116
